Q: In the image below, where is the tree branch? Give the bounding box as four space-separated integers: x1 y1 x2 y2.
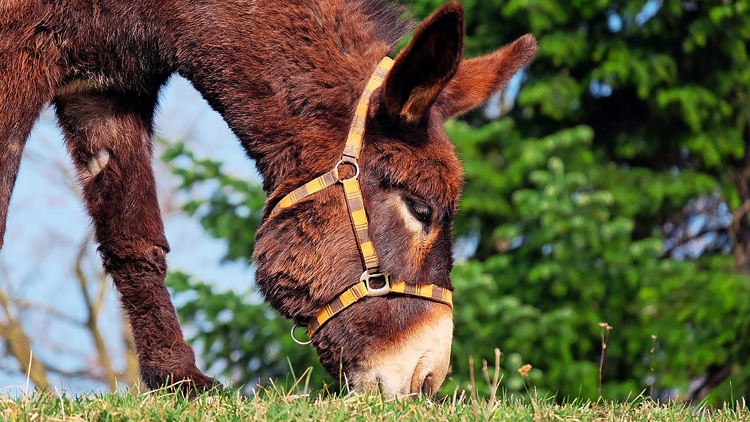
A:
7 298 83 327
74 233 118 392
0 287 50 389
121 315 143 391
42 362 107 383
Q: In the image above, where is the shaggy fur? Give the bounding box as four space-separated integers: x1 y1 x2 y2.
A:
0 0 537 393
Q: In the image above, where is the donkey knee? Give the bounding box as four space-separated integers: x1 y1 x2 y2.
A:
98 241 169 282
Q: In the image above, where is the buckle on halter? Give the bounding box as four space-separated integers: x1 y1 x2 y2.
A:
361 271 391 296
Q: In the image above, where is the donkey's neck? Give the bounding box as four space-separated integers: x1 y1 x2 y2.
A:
166 0 410 193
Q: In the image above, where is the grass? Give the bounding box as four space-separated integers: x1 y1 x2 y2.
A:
0 384 748 421
0 351 746 421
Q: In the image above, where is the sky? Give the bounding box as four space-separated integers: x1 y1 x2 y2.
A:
0 76 261 393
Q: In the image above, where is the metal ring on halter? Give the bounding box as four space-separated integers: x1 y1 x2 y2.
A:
334 159 360 180
291 323 312 345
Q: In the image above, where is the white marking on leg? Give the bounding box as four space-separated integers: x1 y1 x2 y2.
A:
87 150 110 177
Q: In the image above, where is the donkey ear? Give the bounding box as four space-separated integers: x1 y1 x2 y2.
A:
436 34 538 119
382 1 464 123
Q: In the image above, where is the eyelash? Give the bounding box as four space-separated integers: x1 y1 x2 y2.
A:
404 196 433 225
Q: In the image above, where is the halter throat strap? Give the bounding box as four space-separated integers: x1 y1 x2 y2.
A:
269 57 453 344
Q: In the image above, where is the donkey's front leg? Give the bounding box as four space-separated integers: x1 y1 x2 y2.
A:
54 88 218 394
0 36 62 249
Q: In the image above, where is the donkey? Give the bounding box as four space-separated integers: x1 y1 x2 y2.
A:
0 0 536 395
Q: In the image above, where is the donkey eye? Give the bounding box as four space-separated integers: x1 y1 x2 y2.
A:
404 196 433 225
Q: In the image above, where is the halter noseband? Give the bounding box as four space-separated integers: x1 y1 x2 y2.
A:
268 57 453 345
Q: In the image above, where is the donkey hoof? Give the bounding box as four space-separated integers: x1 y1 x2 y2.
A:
175 370 223 397
142 366 223 397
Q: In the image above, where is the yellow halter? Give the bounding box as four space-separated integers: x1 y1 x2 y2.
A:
268 57 453 345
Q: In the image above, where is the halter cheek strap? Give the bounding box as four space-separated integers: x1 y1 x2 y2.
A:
270 58 391 275
269 57 453 344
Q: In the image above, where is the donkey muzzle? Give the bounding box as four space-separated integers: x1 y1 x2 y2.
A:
352 303 453 397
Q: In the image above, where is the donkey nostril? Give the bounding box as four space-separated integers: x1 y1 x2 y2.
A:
376 376 386 395
421 373 436 396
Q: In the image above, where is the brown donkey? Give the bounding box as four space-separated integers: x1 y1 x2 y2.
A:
0 0 536 395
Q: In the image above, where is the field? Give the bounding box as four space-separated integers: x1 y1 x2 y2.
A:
1 386 748 421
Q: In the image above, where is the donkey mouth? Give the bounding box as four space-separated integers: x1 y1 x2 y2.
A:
352 304 453 397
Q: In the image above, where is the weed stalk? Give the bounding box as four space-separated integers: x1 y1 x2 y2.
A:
598 322 612 397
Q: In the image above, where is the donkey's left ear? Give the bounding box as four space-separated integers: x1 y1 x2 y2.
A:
383 1 464 123
436 34 538 119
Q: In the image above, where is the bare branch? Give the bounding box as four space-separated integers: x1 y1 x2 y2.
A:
43 362 107 383
7 298 83 326
0 287 50 389
93 274 108 318
73 233 118 392
121 315 143 390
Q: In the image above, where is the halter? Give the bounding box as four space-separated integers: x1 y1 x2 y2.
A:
268 57 453 345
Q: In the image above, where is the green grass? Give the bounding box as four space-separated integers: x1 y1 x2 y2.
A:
0 385 748 421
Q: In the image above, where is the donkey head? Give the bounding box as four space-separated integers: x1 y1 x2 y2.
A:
253 1 537 396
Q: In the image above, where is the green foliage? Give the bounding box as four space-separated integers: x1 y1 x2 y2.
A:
166 271 329 392
443 117 738 400
162 142 266 262
162 0 750 404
